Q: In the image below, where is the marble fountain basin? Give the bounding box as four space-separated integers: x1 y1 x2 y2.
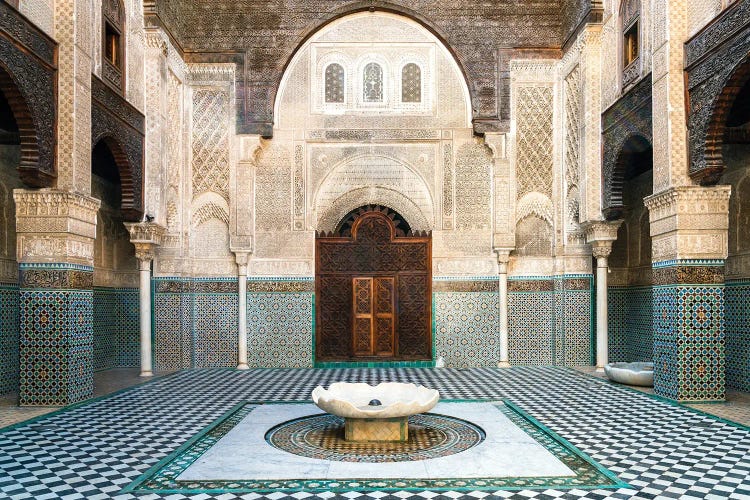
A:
604 361 654 387
312 382 440 442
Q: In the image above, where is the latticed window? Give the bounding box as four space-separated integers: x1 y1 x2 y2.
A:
401 63 421 103
324 63 345 103
362 63 383 102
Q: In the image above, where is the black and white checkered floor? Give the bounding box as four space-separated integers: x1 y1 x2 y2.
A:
1 367 748 499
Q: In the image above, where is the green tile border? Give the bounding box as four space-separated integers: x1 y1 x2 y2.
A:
122 399 629 495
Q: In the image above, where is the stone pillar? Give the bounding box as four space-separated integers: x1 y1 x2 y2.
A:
126 223 165 377
585 221 622 371
233 251 250 370
14 189 100 406
494 248 512 367
644 186 731 402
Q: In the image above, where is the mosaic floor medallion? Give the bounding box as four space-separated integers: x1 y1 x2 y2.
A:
265 413 485 462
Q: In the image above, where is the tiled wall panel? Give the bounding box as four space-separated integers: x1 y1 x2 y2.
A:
433 292 499 368
19 264 95 406
608 286 653 363
725 281 750 391
93 288 139 370
193 293 238 368
247 292 313 368
509 284 554 365
0 284 19 394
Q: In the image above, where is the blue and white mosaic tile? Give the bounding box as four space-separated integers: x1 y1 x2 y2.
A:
247 292 313 368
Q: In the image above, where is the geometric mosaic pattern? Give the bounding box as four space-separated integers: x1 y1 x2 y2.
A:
18 266 95 407
265 410 485 463
248 292 313 368
1 367 749 499
508 276 593 367
653 262 726 402
93 288 139 370
0 284 19 394
608 286 653 363
724 281 750 391
193 292 238 368
434 292 498 367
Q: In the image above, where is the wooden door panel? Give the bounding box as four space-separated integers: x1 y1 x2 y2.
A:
352 277 373 356
374 277 395 356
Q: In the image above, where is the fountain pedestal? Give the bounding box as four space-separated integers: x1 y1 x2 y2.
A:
312 382 439 442
345 416 409 442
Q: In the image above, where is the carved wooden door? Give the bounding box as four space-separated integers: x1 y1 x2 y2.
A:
352 277 395 357
316 207 431 362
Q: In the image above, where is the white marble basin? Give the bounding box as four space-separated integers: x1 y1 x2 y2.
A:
604 362 654 387
312 382 440 419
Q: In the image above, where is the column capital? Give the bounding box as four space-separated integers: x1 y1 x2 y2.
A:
232 251 252 268
483 133 508 160
583 219 623 244
493 247 513 273
125 222 165 263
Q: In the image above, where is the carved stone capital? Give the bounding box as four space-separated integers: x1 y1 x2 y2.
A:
125 222 165 263
583 220 623 244
644 186 731 261
233 251 251 269
494 247 513 273
583 220 622 261
237 135 263 162
13 189 101 265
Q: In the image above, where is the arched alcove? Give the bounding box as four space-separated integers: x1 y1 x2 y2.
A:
91 138 137 371
608 133 653 363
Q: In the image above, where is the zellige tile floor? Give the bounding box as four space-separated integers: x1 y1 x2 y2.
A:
0 366 748 499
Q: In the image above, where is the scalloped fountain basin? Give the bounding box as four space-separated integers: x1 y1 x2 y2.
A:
312 382 440 442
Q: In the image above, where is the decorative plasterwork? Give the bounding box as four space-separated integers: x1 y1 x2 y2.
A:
644 186 731 262
13 189 101 265
0 2 57 187
685 0 750 184
91 75 146 221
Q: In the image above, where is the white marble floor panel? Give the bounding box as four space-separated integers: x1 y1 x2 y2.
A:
178 402 574 481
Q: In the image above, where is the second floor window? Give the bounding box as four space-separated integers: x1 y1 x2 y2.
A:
363 62 383 102
623 21 639 67
325 63 345 103
402 63 421 103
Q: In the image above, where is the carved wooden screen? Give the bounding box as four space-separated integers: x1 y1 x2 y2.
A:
316 209 431 361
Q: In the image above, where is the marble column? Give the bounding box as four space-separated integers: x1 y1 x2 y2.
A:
234 251 250 370
585 221 622 371
126 223 165 377
136 250 154 376
495 248 512 368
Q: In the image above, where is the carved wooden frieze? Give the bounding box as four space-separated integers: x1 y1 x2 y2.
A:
148 0 582 136
601 74 652 219
91 75 145 221
0 2 57 187
685 0 750 184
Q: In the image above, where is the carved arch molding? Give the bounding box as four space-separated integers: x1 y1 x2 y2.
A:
315 209 432 362
601 74 652 218
91 75 145 221
686 0 750 184
0 2 57 187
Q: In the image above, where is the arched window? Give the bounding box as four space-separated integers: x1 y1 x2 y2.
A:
324 63 345 103
620 0 640 88
102 0 125 92
401 63 421 103
362 62 383 102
